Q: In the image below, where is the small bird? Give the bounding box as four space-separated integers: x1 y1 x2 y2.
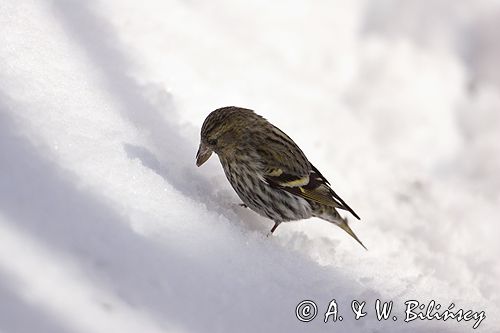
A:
196 106 366 249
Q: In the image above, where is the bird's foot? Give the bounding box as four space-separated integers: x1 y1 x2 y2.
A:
239 203 248 208
267 222 281 237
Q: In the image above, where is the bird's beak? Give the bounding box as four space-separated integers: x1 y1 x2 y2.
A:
196 142 213 167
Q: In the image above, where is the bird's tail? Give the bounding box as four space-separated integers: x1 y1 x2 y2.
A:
312 205 367 250
337 219 367 250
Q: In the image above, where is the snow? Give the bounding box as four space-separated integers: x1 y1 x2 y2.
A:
1 0 499 332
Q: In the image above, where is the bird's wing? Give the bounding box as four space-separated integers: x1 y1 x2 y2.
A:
264 164 360 220
254 126 360 220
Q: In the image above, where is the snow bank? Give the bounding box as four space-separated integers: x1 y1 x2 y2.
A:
0 0 498 332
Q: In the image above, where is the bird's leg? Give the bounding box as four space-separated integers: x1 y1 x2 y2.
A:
267 221 281 237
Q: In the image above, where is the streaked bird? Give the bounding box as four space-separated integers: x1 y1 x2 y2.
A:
196 106 366 249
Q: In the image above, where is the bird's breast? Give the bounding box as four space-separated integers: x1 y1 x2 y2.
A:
219 158 312 222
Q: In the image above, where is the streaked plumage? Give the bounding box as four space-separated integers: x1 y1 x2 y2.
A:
196 106 365 249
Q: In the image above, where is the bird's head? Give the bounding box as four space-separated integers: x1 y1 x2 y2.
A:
196 106 258 167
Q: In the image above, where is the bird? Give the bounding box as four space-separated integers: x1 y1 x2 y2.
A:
196 106 366 249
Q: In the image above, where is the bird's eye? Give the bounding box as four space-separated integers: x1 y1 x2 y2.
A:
207 139 217 146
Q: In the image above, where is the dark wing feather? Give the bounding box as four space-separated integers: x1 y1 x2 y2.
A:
309 164 360 220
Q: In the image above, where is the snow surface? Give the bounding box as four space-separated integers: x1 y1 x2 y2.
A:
1 0 499 332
